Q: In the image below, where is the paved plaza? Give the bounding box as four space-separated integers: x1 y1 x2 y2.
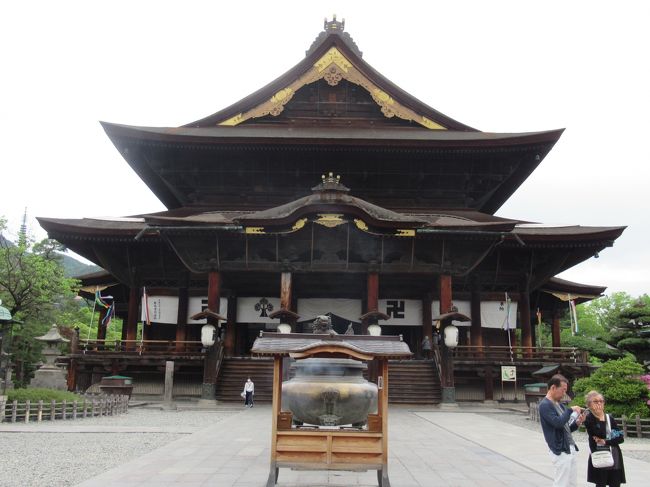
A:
2 403 649 486
74 404 650 486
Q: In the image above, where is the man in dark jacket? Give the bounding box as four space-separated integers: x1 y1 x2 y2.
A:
539 374 586 487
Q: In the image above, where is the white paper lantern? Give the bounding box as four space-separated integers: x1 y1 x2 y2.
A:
368 324 382 336
277 323 292 334
444 325 459 348
201 324 216 347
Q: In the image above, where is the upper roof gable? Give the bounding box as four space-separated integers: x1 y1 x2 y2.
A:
185 20 475 132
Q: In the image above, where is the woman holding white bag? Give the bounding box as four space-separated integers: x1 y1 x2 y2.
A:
584 390 626 487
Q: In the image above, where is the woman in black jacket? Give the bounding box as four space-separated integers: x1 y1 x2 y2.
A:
584 390 626 486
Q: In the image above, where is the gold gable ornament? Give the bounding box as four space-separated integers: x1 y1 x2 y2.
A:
315 214 346 228
217 45 447 130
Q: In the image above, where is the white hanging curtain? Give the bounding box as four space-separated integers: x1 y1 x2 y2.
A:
297 298 362 322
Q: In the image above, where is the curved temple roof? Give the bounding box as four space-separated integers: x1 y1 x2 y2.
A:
99 20 564 214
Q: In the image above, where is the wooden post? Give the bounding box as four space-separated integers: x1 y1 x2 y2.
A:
520 280 533 356
363 271 379 334
439 274 455 403
202 271 221 400
484 366 494 401
225 296 237 358
66 359 77 392
280 272 296 331
439 274 452 314
267 355 283 487
11 400 17 422
73 400 78 419
379 358 390 486
50 399 55 421
96 308 108 342
25 400 30 424
470 283 483 350
126 287 139 350
175 286 189 352
422 294 433 344
552 310 561 348
37 400 43 422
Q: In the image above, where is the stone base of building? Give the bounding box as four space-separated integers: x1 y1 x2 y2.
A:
201 383 216 399
441 386 456 404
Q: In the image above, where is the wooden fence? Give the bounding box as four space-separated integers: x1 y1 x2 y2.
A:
453 346 588 364
0 394 129 423
529 401 650 438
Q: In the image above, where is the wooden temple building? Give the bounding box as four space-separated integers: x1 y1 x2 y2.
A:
38 18 625 404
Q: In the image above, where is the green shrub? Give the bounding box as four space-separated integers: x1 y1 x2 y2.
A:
562 334 623 360
571 357 650 418
7 388 82 402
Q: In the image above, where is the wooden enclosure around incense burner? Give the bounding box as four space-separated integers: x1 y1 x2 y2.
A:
251 332 412 487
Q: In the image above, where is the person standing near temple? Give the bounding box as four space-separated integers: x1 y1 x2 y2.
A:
539 374 586 487
584 390 626 487
243 377 255 408
421 335 432 359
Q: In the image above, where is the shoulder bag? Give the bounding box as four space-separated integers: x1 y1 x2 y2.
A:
590 414 614 469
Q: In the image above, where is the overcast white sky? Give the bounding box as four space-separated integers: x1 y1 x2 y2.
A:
2 1 648 296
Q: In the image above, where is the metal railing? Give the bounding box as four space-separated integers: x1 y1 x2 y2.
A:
452 345 588 363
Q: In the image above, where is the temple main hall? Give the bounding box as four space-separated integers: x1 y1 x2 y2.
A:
39 18 625 404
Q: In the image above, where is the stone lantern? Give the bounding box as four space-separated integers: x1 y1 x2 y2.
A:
30 324 69 390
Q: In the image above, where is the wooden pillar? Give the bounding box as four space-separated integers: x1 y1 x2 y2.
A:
552 310 561 348
267 355 284 486
520 281 533 355
208 271 221 320
422 293 433 349
438 274 455 403
224 296 237 358
484 366 494 401
126 287 139 350
363 271 379 334
175 286 188 353
439 274 452 314
96 308 107 342
280 272 296 331
202 271 221 399
470 284 483 349
67 359 77 392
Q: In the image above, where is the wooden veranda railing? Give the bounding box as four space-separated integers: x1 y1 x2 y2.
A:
75 339 205 355
452 346 588 363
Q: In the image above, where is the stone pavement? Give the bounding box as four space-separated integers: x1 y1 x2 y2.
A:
72 404 650 487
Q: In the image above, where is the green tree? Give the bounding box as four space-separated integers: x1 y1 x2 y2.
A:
558 295 633 361
610 296 650 364
0 218 79 386
572 357 649 418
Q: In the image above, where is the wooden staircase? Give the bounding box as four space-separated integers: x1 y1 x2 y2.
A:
216 357 441 405
215 357 274 403
388 360 441 404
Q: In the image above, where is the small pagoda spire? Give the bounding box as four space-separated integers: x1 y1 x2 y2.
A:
311 172 350 194
18 207 28 247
